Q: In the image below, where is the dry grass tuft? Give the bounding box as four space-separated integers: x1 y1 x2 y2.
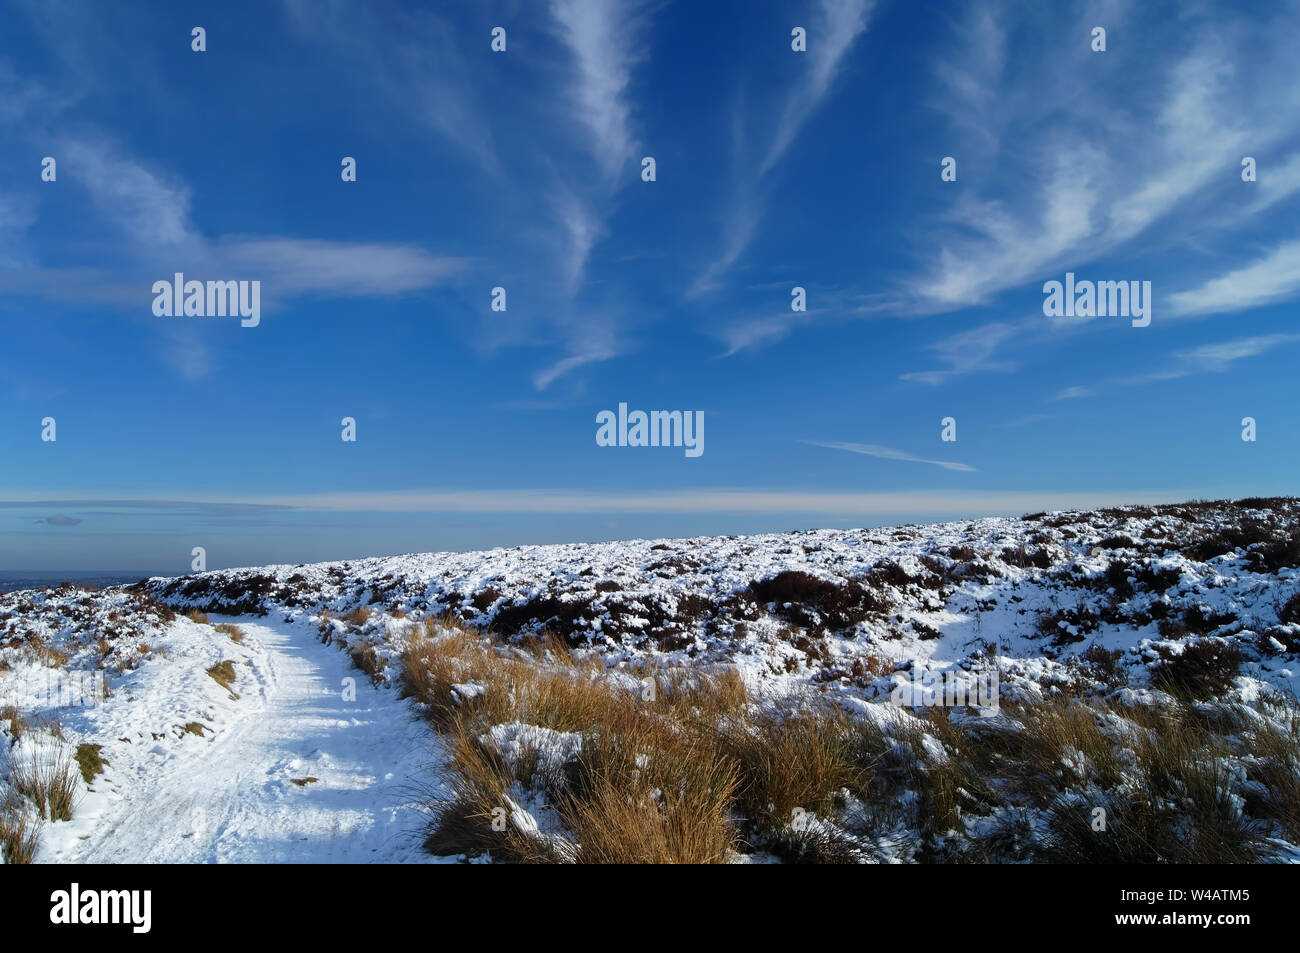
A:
401 615 1297 864
722 705 878 835
0 792 40 863
214 623 244 643
0 705 26 741
341 607 371 627
206 660 238 694
10 752 80 822
73 743 107 784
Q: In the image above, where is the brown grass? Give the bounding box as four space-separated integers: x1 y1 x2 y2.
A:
10 752 80 822
73 743 107 784
565 731 739 863
214 623 244 643
401 614 1297 864
1246 700 1300 842
206 660 238 694
721 705 878 834
411 622 747 862
1 705 26 741
340 607 371 627
0 792 40 863
349 643 385 683
24 639 70 668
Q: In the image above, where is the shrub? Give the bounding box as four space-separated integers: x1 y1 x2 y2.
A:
1180 605 1237 635
1035 607 1099 645
747 571 890 631
1280 593 1300 625
1134 564 1181 593
1080 644 1125 686
1096 535 1137 550
490 596 596 639
1149 640 1244 700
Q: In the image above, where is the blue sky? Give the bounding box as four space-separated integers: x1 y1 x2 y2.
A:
2 0 1299 573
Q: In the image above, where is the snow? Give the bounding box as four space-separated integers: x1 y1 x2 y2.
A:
19 616 441 863
3 498 1299 862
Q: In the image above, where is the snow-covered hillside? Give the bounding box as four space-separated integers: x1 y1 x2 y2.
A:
3 497 1299 863
139 496 1300 704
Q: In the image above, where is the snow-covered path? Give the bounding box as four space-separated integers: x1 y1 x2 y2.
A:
41 617 442 864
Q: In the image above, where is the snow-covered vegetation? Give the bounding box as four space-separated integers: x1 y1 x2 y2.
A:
3 497 1299 862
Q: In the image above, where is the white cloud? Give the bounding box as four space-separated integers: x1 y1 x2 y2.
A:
803 440 976 472
533 341 620 390
1167 241 1300 318
60 138 196 248
900 320 1020 385
549 0 645 179
0 487 1210 518
1054 332 1300 399
717 310 813 357
909 11 1300 314
1174 333 1300 369
761 0 876 175
693 0 876 294
219 239 466 297
1052 385 1093 401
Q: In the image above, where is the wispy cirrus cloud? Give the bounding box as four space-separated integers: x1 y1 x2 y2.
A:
761 0 877 176
1166 240 1300 318
549 0 646 181
58 137 198 249
531 0 653 387
900 320 1021 385
280 0 502 175
692 0 876 296
803 440 977 472
218 239 467 298
7 136 467 313
908 2 1300 314
533 342 621 391
1054 332 1300 400
717 310 816 357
